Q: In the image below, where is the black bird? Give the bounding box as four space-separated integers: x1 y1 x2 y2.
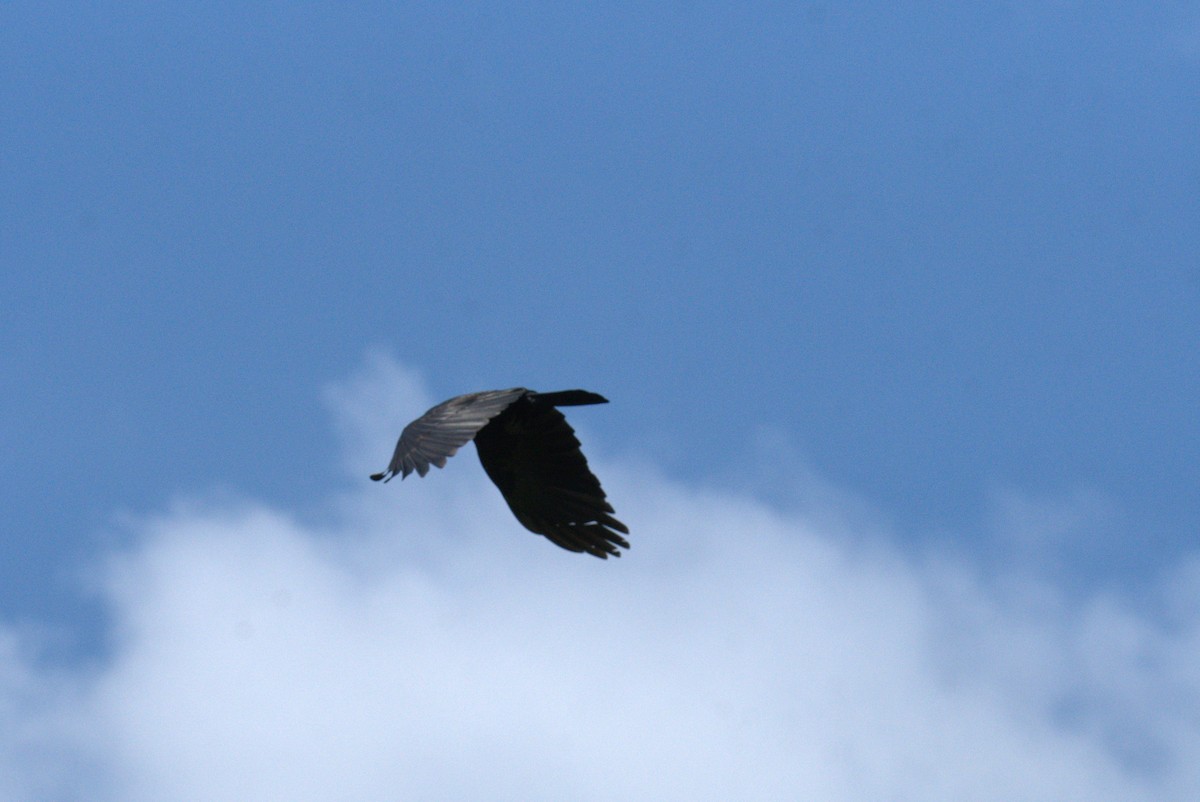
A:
371 388 629 558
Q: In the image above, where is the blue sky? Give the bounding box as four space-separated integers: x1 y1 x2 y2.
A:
2 4 1198 799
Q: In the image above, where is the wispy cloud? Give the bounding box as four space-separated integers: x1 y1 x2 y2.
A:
2 355 1197 800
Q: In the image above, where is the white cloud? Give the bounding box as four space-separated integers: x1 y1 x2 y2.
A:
3 355 1199 800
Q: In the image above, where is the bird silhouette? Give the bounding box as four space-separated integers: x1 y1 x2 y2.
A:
372 388 629 558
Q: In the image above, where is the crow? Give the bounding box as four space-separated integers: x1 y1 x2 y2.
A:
371 388 629 558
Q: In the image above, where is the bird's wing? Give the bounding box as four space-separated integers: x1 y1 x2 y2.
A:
475 400 629 558
371 388 528 481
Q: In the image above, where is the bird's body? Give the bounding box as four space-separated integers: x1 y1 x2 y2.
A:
372 388 629 558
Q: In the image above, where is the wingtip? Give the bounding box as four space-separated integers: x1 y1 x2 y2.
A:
531 390 610 407
369 472 387 482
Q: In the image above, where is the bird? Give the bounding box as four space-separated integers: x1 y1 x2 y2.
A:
371 388 629 558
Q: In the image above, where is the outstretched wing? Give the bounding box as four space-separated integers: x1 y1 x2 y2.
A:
370 388 529 482
474 396 630 559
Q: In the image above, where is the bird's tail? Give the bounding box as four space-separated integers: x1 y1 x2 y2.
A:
530 390 608 406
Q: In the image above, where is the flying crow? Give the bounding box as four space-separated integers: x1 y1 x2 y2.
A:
372 388 629 558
